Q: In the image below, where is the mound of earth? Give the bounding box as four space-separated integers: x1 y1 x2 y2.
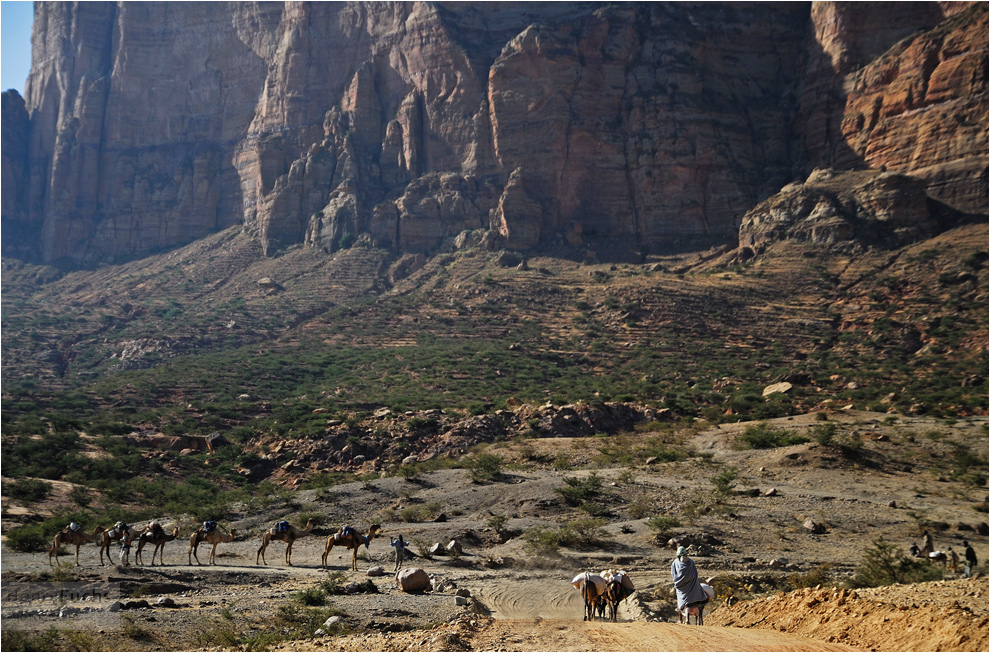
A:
707 577 989 652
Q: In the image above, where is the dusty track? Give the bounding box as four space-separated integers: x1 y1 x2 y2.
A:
466 620 859 652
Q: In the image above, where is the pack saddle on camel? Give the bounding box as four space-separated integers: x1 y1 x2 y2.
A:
97 522 126 566
322 524 381 571
256 518 317 566
49 523 104 566
135 522 181 566
188 521 238 565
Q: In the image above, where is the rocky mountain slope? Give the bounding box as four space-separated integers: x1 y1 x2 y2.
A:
2 2 986 266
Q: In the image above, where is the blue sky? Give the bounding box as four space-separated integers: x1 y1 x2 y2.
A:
2 1 33 94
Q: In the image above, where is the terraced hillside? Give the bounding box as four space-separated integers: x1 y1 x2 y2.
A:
3 222 986 428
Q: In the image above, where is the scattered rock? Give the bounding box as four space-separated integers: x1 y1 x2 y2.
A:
764 488 778 497
396 568 432 592
454 595 471 606
762 382 793 397
367 566 385 577
803 519 827 534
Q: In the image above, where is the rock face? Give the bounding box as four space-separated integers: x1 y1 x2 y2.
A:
738 169 939 253
2 2 986 266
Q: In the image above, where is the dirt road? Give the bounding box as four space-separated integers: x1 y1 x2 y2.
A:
464 619 859 652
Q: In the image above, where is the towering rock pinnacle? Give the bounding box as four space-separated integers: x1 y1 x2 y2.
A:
2 2 985 266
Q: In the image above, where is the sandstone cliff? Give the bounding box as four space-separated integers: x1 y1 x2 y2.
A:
2 2 985 266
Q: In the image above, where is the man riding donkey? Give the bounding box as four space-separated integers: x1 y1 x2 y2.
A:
671 546 712 624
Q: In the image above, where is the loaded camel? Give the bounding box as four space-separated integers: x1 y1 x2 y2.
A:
322 524 381 571
98 522 146 566
135 524 181 566
256 518 317 566
49 525 104 566
188 526 238 565
98 522 126 566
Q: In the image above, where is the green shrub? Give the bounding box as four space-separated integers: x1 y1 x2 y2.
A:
626 495 653 519
467 453 504 483
555 473 607 506
5 523 50 553
788 563 834 589
738 422 809 449
847 537 942 588
522 517 612 555
487 514 509 535
811 423 837 447
2 478 52 503
646 515 681 533
711 466 739 496
295 585 328 606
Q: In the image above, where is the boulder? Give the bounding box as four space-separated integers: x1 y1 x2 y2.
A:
396 568 432 592
803 519 827 534
430 542 447 556
367 566 385 577
762 382 793 397
446 539 463 555
206 432 229 453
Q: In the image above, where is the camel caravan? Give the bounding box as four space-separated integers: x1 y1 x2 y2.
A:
46 518 384 570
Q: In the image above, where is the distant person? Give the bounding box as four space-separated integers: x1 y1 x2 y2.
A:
948 548 959 574
390 534 405 572
921 530 934 557
670 546 708 617
963 541 977 578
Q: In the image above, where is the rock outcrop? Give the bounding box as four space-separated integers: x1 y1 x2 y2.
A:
3 2 986 266
738 169 939 253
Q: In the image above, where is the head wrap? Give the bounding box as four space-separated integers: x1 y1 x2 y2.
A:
676 546 687 557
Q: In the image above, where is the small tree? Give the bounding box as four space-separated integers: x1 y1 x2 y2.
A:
847 536 942 588
711 466 739 497
487 514 509 536
467 453 504 483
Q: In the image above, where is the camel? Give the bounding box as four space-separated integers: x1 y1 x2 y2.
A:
135 525 181 566
98 522 126 566
49 525 104 567
188 526 238 565
117 525 148 566
321 524 381 571
98 522 146 566
257 518 317 566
